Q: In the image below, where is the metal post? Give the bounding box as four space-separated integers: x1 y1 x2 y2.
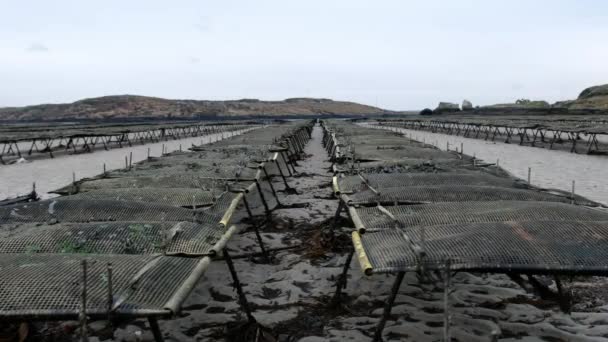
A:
460 142 463 156
103 163 107 176
273 158 291 190
242 195 270 262
129 151 133 168
262 166 281 206
373 272 405 342
282 150 297 174
332 200 344 231
571 180 576 204
528 167 532 185
79 260 89 342
106 263 114 336
330 249 354 307
443 259 452 342
148 317 164 342
223 248 255 322
147 147 151 159
255 180 271 215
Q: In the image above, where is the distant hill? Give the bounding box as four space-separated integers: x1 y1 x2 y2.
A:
554 84 608 110
0 95 390 121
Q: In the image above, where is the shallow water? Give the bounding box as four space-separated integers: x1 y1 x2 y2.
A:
0 128 255 200
364 123 608 205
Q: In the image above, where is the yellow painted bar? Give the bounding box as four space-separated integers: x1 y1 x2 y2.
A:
332 176 340 195
352 231 373 276
219 193 244 228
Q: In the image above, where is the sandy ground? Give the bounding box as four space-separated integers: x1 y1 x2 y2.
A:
25 125 608 341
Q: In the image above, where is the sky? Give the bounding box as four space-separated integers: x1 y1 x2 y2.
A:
1 0 608 110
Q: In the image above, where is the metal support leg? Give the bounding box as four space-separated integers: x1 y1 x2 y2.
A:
242 195 270 262
373 272 405 342
148 317 164 342
254 180 271 215
223 248 255 323
330 249 354 307
332 200 345 231
443 260 452 342
262 166 282 207
273 159 291 190
554 275 571 313
280 151 293 176
285 147 297 169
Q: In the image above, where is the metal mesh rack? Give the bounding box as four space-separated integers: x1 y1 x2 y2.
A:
63 188 230 208
0 220 227 256
354 220 608 275
353 201 608 231
0 120 314 330
0 253 198 317
342 185 590 205
336 172 519 194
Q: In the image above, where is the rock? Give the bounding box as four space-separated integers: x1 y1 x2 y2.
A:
579 84 608 99
434 102 460 114
461 99 473 110
419 108 433 115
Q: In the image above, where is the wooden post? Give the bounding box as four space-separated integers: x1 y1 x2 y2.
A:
528 167 531 185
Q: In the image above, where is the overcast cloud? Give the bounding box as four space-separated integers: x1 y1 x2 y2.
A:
1 0 607 110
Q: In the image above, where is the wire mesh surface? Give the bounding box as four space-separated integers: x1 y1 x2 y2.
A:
0 221 224 256
342 144 458 162
343 185 589 205
337 172 519 193
0 253 199 316
108 163 260 180
355 201 608 230
358 220 608 274
332 159 477 174
63 188 227 208
54 175 247 195
0 198 201 224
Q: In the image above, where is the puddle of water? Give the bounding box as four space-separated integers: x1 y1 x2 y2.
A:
0 128 256 199
363 123 608 205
